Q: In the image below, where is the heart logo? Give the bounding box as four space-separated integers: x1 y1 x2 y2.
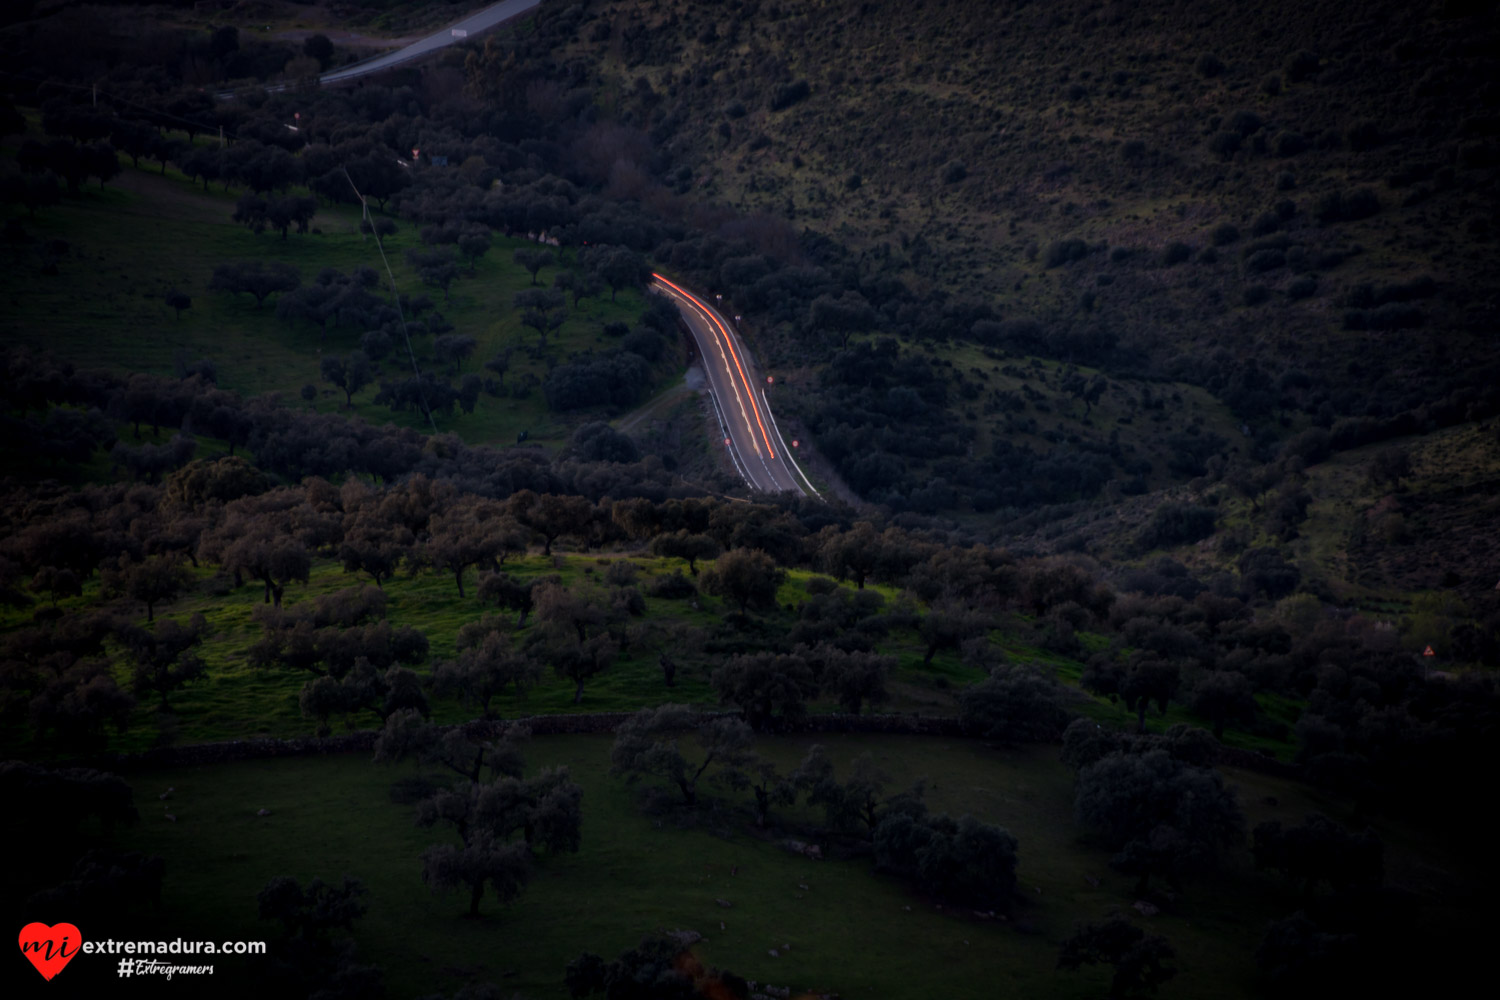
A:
18 923 83 981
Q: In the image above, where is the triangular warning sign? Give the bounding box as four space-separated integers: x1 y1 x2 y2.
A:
1423 645 1436 657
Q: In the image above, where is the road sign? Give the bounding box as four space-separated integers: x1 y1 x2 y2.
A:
724 438 731 447
792 440 799 448
1423 645 1436 657
766 376 774 384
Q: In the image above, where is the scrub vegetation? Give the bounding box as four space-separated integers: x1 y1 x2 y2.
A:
0 1 1496 997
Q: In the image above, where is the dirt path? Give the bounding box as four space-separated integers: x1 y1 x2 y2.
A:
615 364 705 438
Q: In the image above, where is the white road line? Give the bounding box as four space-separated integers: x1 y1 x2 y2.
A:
760 388 822 497
653 277 816 497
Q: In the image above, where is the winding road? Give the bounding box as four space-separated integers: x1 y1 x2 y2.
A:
318 0 543 86
226 2 818 499
218 0 542 98
651 275 818 498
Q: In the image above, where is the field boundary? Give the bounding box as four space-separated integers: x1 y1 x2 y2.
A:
52 712 1300 779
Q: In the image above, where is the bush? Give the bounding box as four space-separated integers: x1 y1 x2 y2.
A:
873 813 1019 911
1208 131 1242 158
960 663 1074 743
1344 303 1424 330
1245 249 1286 274
1244 284 1270 306
1345 120 1382 151
1261 73 1282 96
1274 131 1308 157
646 572 697 599
1161 242 1192 266
1285 50 1320 83
1282 427 1331 464
1227 110 1264 136
1314 188 1380 224
1044 238 1090 268
1250 211 1282 236
770 79 811 111
1195 53 1225 78
1136 502 1217 551
1287 275 1318 300
1211 223 1241 246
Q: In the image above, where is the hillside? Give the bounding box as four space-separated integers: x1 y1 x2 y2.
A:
458 0 1500 520
1 5 1498 997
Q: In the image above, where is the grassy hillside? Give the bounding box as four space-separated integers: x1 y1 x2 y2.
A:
423 0 1500 526
38 736 1473 999
568 0 1497 394
0 150 661 450
0 548 1185 758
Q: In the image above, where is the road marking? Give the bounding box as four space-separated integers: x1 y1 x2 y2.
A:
653 274 777 459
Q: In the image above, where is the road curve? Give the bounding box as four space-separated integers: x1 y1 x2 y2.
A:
218 0 542 97
319 0 543 86
651 274 819 498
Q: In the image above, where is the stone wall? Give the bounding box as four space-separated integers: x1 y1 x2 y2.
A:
68 711 1297 781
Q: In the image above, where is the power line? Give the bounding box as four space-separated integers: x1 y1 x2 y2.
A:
342 166 438 434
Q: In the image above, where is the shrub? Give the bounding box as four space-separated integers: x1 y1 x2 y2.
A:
941 161 968 184
961 663 1074 743
1344 303 1424 330
1344 121 1383 151
1282 427 1331 464
1211 223 1241 246
1227 110 1264 136
1244 284 1270 306
1250 211 1282 236
1044 238 1090 268
1208 131 1242 158
1136 502 1217 551
770 79 811 111
647 572 697 600
1314 188 1381 223
1261 73 1283 96
1245 249 1286 274
1161 242 1192 266
1287 275 1318 300
873 812 1019 910
1276 171 1297 191
1196 53 1225 78
1284 50 1319 83
1274 131 1308 157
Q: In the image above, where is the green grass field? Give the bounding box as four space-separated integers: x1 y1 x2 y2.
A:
86 733 1478 999
0 547 1304 761
0 155 663 451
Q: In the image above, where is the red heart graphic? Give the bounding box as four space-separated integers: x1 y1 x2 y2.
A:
18 923 83 981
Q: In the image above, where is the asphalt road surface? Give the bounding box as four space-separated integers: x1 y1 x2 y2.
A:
651 274 818 498
318 0 543 86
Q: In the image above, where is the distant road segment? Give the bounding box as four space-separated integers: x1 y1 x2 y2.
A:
652 274 818 498
319 0 542 85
